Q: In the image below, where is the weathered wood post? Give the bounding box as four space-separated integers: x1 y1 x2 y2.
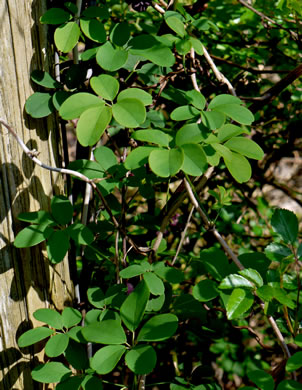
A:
0 1 73 388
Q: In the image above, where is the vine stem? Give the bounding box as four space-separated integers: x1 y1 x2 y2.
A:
184 175 292 359
0 119 150 255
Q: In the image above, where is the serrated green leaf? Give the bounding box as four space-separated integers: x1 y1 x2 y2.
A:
91 345 126 374
59 93 104 120
82 319 126 344
224 137 264 160
273 287 296 309
256 285 274 302
294 334 302 347
120 280 149 331
238 268 263 287
247 370 274 390
200 247 230 281
34 308 63 329
80 18 106 43
32 362 71 383
45 333 69 357
25 92 54 118
149 148 183 177
286 351 302 372
125 345 157 374
219 274 254 289
137 314 178 341
97 42 128 71
265 243 292 262
17 327 54 347
112 98 146 128
271 208 299 244
132 129 170 147
54 22 80 53
181 143 208 176
193 279 219 302
277 380 302 390
90 75 119 101
226 288 254 320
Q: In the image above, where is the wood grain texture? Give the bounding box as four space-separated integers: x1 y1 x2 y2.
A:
0 1 73 388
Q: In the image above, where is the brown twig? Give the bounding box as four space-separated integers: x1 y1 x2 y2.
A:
210 55 292 74
237 0 298 41
202 45 237 96
172 206 194 265
249 64 302 113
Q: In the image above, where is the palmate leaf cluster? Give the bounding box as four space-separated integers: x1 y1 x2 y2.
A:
14 0 302 389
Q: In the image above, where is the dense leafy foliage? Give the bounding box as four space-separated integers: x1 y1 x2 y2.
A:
15 0 302 388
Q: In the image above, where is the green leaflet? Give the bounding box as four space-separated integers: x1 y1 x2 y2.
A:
54 22 80 53
112 98 146 128
90 75 120 101
125 344 157 374
97 42 128 71
76 105 112 146
120 280 149 331
91 345 126 374
226 288 254 320
149 148 184 177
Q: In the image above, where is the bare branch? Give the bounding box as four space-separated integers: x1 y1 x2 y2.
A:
238 0 298 41
190 49 201 92
172 206 194 265
153 2 165 14
202 45 237 96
